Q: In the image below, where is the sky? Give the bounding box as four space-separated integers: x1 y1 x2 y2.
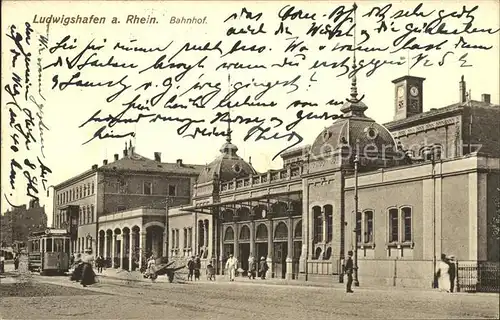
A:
1 0 499 227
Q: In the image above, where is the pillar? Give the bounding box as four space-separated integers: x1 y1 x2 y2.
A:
233 222 239 265
128 232 133 271
286 216 294 280
119 234 124 269
139 231 146 269
102 232 109 259
299 178 309 279
267 219 274 278
162 230 168 259
111 234 116 268
250 218 255 258
219 219 225 275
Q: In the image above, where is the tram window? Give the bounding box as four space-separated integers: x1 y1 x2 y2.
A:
46 238 53 252
54 239 64 252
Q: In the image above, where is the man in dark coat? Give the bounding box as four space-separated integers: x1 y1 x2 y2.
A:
187 256 195 281
344 251 354 293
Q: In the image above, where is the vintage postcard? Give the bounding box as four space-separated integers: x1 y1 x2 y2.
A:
1 0 499 319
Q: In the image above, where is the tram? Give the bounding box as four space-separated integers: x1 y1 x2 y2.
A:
27 228 71 275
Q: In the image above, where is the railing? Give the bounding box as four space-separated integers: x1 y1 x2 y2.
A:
457 261 500 293
220 166 303 192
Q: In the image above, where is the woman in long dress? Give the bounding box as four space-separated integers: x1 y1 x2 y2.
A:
147 256 157 282
80 248 96 287
70 254 83 282
436 254 451 292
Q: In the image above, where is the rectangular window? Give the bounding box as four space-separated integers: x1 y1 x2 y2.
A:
364 211 373 243
144 182 152 195
356 212 362 243
402 207 412 242
389 208 399 243
168 185 176 196
91 183 95 194
188 228 192 248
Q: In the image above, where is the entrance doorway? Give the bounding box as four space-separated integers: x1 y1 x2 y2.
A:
256 243 268 261
239 243 250 271
274 242 288 279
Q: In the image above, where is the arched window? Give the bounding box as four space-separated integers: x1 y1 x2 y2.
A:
198 220 204 247
274 222 288 240
364 210 374 243
255 224 268 240
222 209 233 222
224 227 234 241
294 220 302 239
324 247 332 260
356 211 362 243
388 208 399 243
401 207 412 242
314 247 322 260
239 225 250 240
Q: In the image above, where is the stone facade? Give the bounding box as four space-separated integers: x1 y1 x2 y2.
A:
166 75 499 289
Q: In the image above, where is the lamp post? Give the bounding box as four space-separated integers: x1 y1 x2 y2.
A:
353 154 360 287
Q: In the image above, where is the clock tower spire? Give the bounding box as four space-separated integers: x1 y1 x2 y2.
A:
391 75 426 121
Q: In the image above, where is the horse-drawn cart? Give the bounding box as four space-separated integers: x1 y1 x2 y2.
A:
142 260 185 283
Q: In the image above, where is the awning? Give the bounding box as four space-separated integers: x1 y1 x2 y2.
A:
180 190 302 214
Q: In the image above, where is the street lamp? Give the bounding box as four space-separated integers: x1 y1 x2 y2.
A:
353 154 360 287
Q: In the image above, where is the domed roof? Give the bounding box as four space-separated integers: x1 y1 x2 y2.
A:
310 77 397 159
197 137 257 185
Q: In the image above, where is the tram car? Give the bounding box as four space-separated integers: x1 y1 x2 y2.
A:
28 228 71 275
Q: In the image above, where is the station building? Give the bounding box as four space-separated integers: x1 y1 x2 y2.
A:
53 74 499 288
169 75 500 288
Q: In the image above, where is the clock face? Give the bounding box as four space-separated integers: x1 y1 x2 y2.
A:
397 86 405 98
410 86 419 97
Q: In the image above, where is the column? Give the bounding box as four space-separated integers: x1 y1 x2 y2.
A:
139 231 146 269
111 233 116 268
267 218 274 278
286 215 294 280
299 179 309 279
119 234 125 269
249 217 255 258
162 230 168 259
219 218 225 275
128 232 133 271
233 222 239 265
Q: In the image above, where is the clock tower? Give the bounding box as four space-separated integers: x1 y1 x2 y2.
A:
391 75 425 120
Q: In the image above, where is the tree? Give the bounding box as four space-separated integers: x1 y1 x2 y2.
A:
491 188 500 240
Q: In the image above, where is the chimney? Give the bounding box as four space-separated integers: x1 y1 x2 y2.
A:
481 94 491 104
114 154 119 161
176 159 183 166
123 142 128 157
459 75 467 103
103 159 108 165
92 164 98 170
154 152 162 162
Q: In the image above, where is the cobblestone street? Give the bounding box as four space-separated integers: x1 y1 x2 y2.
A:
1 271 499 320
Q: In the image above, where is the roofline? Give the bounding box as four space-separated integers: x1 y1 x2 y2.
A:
384 104 464 129
391 75 426 83
54 168 97 189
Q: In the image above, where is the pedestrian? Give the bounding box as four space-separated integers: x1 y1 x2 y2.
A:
258 256 268 280
80 248 96 287
448 255 456 293
194 256 201 281
14 254 19 270
436 253 451 293
70 253 83 282
147 256 157 282
344 250 354 293
95 255 103 273
187 256 195 281
248 255 257 280
225 254 237 282
206 261 215 281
